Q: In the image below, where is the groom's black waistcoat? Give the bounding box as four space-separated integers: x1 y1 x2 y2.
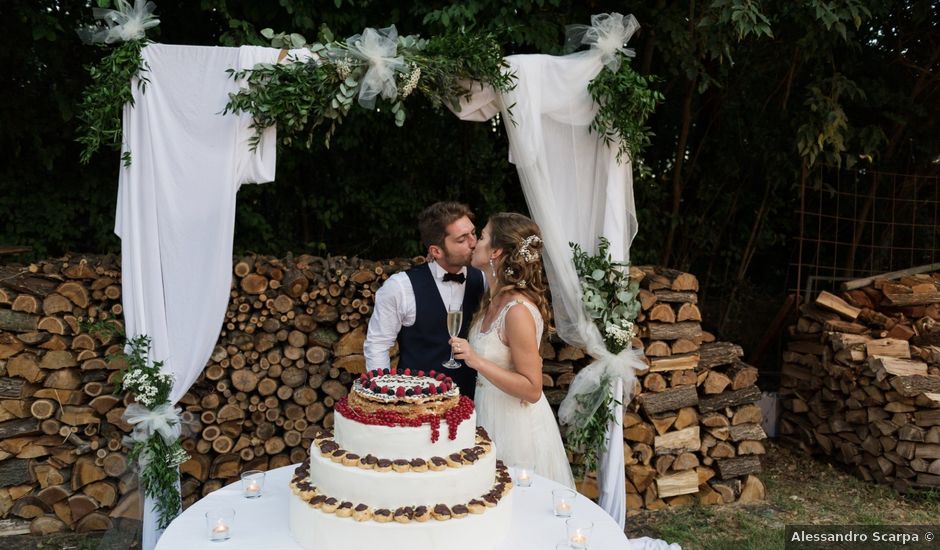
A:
399 263 484 400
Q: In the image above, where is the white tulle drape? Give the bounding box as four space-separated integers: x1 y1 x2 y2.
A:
77 0 160 44
452 13 645 529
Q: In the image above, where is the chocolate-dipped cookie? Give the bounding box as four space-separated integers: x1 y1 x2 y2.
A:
373 508 393 523
335 501 354 518
352 503 372 522
409 458 428 472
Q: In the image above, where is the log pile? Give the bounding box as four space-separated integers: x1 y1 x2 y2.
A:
0 257 135 536
0 255 763 537
615 267 767 510
780 272 940 492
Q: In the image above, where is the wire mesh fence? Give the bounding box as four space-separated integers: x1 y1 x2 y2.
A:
790 166 940 302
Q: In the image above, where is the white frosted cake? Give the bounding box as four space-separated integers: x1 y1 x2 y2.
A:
288 369 513 550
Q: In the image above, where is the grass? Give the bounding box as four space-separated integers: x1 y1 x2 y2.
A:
625 440 940 549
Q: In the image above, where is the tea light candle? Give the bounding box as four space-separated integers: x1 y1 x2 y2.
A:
206 509 234 542
552 488 575 518
513 463 534 487
565 518 593 550
241 469 265 499
211 520 230 536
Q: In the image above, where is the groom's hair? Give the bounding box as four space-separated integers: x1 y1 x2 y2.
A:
418 202 474 249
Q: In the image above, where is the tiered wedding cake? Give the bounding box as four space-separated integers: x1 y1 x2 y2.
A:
288 369 514 550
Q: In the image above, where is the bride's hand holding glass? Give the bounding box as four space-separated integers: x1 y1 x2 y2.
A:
448 337 478 369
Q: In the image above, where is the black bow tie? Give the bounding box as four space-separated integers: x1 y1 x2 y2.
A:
442 272 466 284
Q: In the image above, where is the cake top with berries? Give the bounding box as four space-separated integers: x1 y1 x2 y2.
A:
354 368 459 403
345 369 462 419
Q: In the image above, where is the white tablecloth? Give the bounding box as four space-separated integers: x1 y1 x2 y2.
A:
157 464 637 550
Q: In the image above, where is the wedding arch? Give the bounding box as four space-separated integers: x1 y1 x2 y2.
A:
76 3 659 548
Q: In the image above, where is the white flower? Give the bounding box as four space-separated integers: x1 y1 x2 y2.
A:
398 63 421 98
518 235 541 263
169 447 190 468
335 57 352 80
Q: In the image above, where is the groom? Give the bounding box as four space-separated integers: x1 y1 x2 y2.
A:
364 202 485 399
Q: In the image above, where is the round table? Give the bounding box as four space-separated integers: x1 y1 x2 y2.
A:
157 464 631 550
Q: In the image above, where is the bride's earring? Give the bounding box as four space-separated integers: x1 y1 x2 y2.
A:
489 258 497 279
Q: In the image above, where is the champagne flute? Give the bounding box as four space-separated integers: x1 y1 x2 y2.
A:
443 306 463 369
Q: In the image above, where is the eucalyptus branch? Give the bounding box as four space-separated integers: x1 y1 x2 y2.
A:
564 237 641 482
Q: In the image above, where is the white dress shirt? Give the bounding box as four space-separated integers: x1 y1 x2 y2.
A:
364 261 470 371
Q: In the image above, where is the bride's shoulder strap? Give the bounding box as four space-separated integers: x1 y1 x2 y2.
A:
497 298 543 341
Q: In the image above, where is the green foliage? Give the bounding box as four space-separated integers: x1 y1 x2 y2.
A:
4 0 939 325
570 237 641 354
565 237 640 482
76 40 149 164
80 316 125 342
564 376 618 480
131 435 187 529
114 335 186 529
588 58 663 167
224 28 513 150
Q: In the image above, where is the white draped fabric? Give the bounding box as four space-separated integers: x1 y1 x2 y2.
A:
597 378 626 525
452 28 646 528
114 13 648 546
116 43 296 550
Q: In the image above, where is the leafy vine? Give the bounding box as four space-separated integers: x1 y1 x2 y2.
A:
223 28 514 150
76 40 150 165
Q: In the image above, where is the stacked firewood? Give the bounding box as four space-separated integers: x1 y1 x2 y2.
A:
0 255 764 537
176 253 396 500
617 267 767 510
0 253 407 536
781 271 940 492
0 256 135 536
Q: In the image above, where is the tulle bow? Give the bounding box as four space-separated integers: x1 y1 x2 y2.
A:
557 346 644 431
344 25 407 109
78 0 160 44
565 13 640 72
123 402 181 445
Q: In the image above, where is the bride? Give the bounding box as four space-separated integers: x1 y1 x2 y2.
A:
449 212 575 489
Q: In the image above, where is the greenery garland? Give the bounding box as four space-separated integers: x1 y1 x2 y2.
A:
116 335 188 529
565 375 620 479
76 40 149 165
565 237 641 481
588 55 663 167
223 28 514 150
83 319 186 529
571 237 641 353
75 20 661 171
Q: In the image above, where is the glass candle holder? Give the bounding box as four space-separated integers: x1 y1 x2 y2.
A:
241 470 265 498
552 488 576 517
566 518 594 549
512 463 534 487
206 508 234 542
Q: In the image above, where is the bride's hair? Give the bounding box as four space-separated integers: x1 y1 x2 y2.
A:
476 212 551 326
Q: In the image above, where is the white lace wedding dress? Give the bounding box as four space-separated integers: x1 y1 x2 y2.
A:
470 299 576 489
